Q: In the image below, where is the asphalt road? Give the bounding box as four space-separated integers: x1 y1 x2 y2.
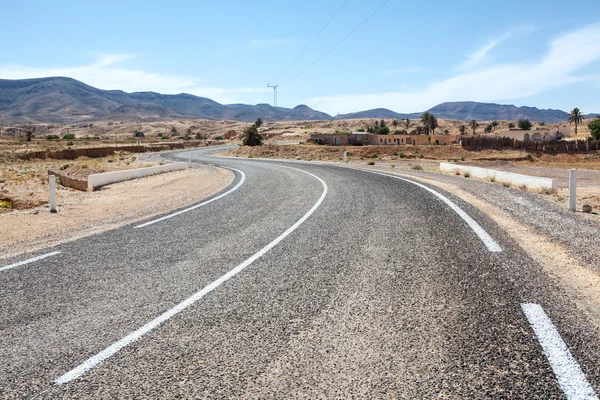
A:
1 147 599 398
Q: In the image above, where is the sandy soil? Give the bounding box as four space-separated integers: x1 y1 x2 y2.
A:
0 152 164 210
0 166 234 259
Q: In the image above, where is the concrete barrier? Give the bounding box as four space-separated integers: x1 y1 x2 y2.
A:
88 162 187 191
439 163 556 191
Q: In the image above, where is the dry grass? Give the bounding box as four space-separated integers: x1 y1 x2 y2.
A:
0 152 159 211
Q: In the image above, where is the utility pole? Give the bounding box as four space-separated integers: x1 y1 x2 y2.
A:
267 84 278 108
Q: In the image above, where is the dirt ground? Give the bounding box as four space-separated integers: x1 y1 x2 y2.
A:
0 166 234 259
0 152 163 211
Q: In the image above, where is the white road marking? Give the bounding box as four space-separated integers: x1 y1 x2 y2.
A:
0 251 61 273
361 169 502 252
134 167 246 228
521 303 597 400
55 167 328 384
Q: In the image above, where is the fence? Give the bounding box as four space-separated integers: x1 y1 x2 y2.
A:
461 136 600 152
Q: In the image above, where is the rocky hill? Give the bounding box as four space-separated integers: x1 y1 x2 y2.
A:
0 77 596 124
427 102 570 124
0 77 331 123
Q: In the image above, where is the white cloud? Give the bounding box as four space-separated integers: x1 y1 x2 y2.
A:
457 25 534 71
0 53 269 105
306 24 600 114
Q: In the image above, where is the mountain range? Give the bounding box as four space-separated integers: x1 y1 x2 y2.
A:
0 77 596 124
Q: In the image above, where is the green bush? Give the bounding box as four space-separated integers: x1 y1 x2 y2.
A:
242 125 263 146
134 130 145 137
399 152 406 158
46 135 59 140
367 161 375 165
214 136 224 141
92 136 100 140
518 119 532 130
411 165 423 170
62 133 75 140
589 119 600 140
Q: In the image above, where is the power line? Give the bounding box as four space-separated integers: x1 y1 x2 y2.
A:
271 0 350 84
281 0 392 86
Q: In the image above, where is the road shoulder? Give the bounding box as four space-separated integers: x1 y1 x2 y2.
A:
0 166 234 259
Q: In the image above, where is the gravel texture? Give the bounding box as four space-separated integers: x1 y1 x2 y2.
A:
1 147 599 398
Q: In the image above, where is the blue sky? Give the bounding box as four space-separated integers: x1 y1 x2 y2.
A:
1 0 600 115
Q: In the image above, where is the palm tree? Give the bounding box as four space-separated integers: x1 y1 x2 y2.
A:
392 119 398 131
405 118 410 129
421 112 431 134
470 120 479 135
568 108 584 135
420 112 438 135
491 121 499 132
415 126 424 135
459 125 466 135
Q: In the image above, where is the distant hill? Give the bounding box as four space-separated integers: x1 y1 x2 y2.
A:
0 77 596 124
425 102 571 124
333 102 598 124
335 108 420 120
0 77 331 123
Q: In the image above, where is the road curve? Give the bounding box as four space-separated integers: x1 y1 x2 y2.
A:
1 146 599 398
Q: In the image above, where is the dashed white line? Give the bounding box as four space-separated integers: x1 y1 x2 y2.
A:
0 251 61 272
55 166 328 384
361 169 502 252
521 303 597 400
134 167 246 228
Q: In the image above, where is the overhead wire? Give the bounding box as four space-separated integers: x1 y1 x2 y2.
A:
280 0 392 86
270 0 349 84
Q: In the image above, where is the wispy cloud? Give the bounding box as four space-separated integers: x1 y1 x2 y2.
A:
0 53 269 104
306 24 600 114
89 53 138 68
457 25 535 71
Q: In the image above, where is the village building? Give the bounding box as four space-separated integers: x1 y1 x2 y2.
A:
493 126 571 142
309 132 458 146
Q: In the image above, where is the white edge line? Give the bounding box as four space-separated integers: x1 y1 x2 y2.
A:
134 167 246 228
209 155 502 252
521 303 597 400
361 169 502 252
0 251 61 272
54 166 328 384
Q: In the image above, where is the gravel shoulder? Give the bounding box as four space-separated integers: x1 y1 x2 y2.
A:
0 166 234 259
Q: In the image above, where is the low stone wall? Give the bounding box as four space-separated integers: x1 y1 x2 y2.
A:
440 163 556 191
47 169 88 191
17 141 214 160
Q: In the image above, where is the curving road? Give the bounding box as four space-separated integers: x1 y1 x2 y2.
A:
1 147 599 398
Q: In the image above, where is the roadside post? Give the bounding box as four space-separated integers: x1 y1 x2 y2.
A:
569 169 577 212
343 151 347 163
188 156 192 168
49 175 57 213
